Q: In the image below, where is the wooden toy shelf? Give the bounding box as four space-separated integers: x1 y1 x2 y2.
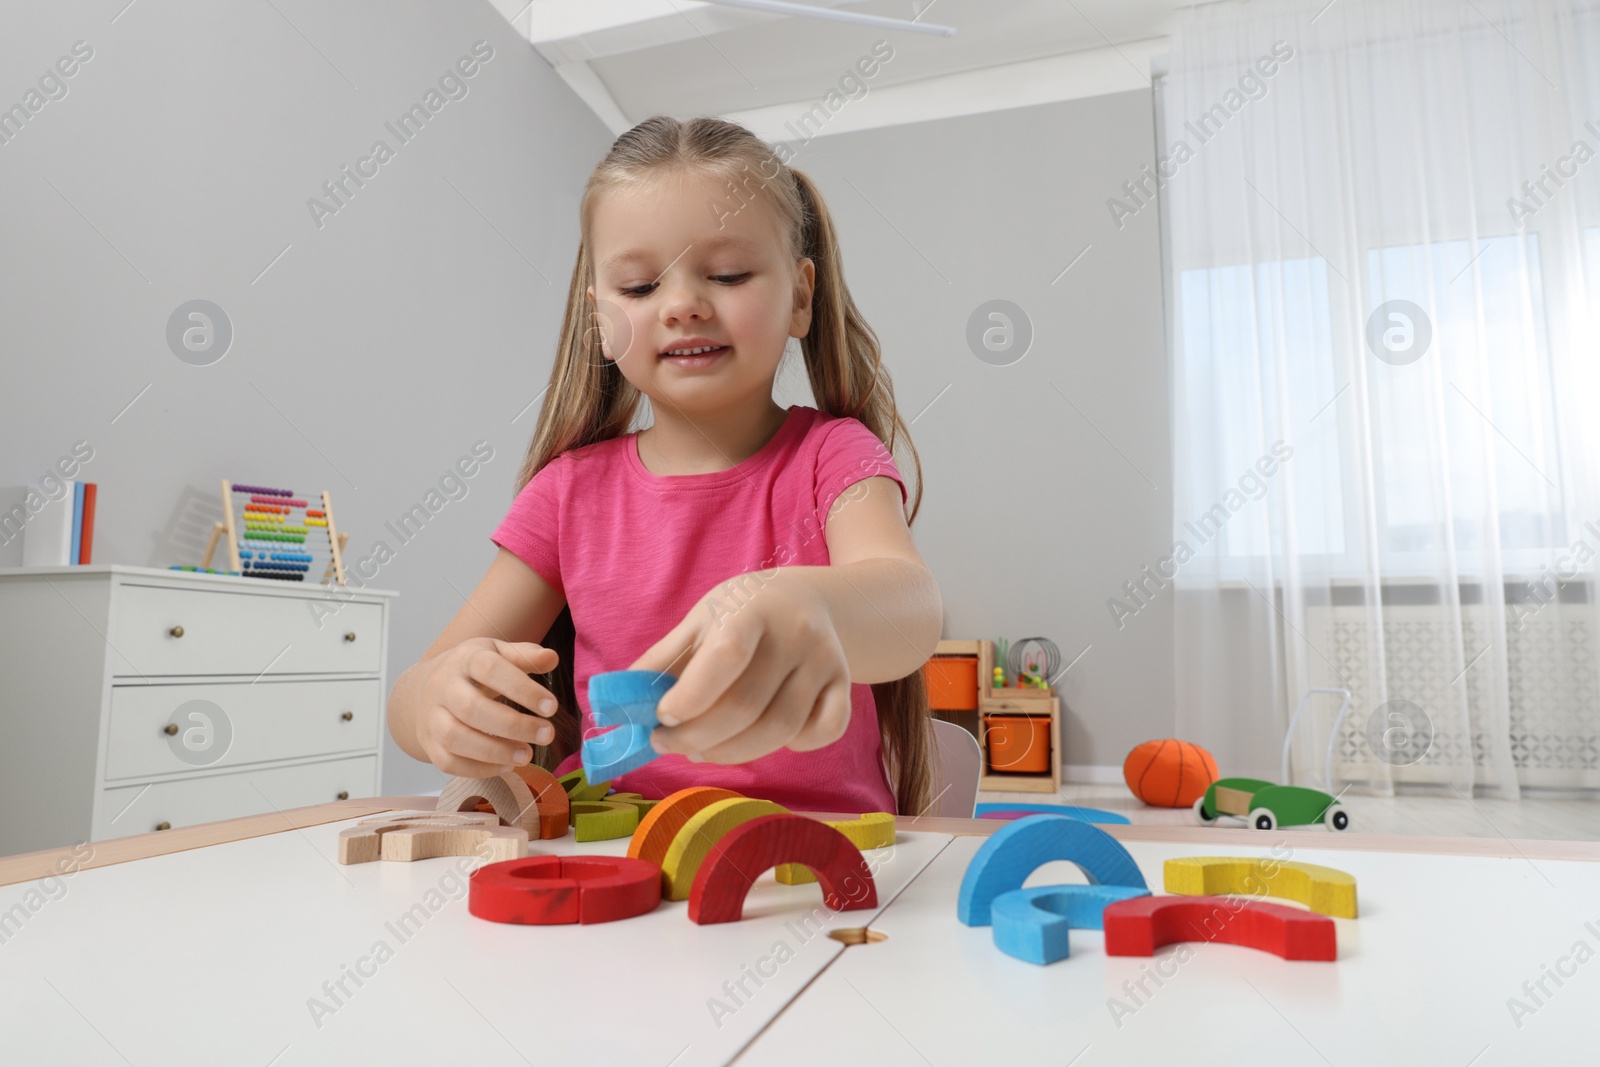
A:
926 639 1062 793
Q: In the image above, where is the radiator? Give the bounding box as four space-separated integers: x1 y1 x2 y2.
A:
1303 597 1600 790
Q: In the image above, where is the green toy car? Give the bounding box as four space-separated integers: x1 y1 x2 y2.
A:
1193 776 1350 832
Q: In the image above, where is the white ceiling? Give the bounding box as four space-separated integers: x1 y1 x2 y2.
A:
487 0 1185 139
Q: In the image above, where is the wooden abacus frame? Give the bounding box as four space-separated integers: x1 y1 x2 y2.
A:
200 479 348 585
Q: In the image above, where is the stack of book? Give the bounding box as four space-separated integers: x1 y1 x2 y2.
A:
0 482 98 566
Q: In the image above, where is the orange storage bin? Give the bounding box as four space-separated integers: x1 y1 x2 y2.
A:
984 715 1052 773
925 655 979 711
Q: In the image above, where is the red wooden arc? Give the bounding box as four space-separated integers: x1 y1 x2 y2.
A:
469 856 660 925
687 814 878 925
1102 894 1336 961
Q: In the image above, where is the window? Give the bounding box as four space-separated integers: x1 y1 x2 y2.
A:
1176 256 1345 561
1366 235 1564 565
1175 233 1575 575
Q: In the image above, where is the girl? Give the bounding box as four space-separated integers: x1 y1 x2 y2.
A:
386 116 942 814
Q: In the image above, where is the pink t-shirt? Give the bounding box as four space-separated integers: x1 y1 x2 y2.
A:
491 404 905 814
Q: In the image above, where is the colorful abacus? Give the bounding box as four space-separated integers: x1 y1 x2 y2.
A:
190 480 347 585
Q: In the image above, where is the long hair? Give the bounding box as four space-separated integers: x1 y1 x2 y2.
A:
512 115 932 815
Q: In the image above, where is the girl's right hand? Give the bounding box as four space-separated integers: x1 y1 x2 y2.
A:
409 638 561 778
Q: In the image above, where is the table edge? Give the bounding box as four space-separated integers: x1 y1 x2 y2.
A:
4 796 1596 887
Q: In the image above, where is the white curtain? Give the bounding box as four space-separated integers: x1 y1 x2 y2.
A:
1162 0 1600 800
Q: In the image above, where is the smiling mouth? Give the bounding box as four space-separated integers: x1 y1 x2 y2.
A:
659 345 730 358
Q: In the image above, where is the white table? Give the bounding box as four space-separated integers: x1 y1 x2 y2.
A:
2 797 1596 1065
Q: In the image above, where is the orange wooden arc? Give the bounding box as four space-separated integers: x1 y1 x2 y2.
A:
626 786 743 866
688 813 878 925
473 764 570 839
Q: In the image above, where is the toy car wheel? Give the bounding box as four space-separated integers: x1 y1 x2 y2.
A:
1324 804 1350 832
1192 797 1215 825
1248 807 1276 831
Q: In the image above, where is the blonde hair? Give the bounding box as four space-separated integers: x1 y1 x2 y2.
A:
514 115 931 815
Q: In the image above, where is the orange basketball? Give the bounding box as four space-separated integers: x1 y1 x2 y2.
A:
1123 739 1219 807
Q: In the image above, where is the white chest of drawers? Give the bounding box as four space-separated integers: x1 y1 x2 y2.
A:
0 565 397 856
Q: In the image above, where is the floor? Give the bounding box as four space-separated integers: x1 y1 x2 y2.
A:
977 782 1600 842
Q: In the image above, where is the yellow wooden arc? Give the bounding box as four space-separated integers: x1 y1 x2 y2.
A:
1163 856 1358 918
659 798 788 900
775 812 896 885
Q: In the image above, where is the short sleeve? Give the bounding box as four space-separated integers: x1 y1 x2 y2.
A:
490 457 565 595
815 416 907 520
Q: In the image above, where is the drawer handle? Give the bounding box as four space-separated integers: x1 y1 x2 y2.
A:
155 821 172 831
340 711 354 721
336 791 350 801
163 723 179 736
169 625 185 638
344 632 357 643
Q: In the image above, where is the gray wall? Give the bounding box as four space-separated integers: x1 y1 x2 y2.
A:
2 0 1172 795
0 1 612 796
780 90 1175 769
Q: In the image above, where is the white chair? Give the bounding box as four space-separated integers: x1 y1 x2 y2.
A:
926 718 982 818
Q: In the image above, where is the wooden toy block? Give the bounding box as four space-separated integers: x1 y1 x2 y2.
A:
557 769 613 803
475 764 570 840
688 814 878 924
468 856 661 925
589 670 678 727
990 884 1152 965
660 797 789 901
1163 857 1358 919
436 772 540 837
627 787 745 867
570 800 641 842
603 793 660 818
957 814 1148 927
973 802 1131 826
583 724 656 781
1102 894 1337 961
775 812 894 885
337 811 526 864
582 670 678 782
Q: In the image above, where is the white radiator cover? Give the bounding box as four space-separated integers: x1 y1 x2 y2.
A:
1304 598 1599 791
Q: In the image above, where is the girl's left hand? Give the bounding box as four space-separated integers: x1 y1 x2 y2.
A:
628 573 853 764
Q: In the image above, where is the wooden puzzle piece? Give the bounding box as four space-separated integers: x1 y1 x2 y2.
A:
974 803 1131 826
557 769 613 803
437 772 540 837
1102 894 1337 961
583 724 656 781
775 812 895 885
661 797 788 900
1164 857 1358 918
337 811 527 864
688 814 878 924
589 670 678 727
603 793 659 818
627 786 745 867
990 884 1151 964
582 670 678 782
474 764 570 840
468 856 661 925
957 814 1147 927
570 800 640 842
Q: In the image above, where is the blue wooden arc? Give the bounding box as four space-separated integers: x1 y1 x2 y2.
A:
991 884 1151 965
582 670 678 781
957 814 1148 927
